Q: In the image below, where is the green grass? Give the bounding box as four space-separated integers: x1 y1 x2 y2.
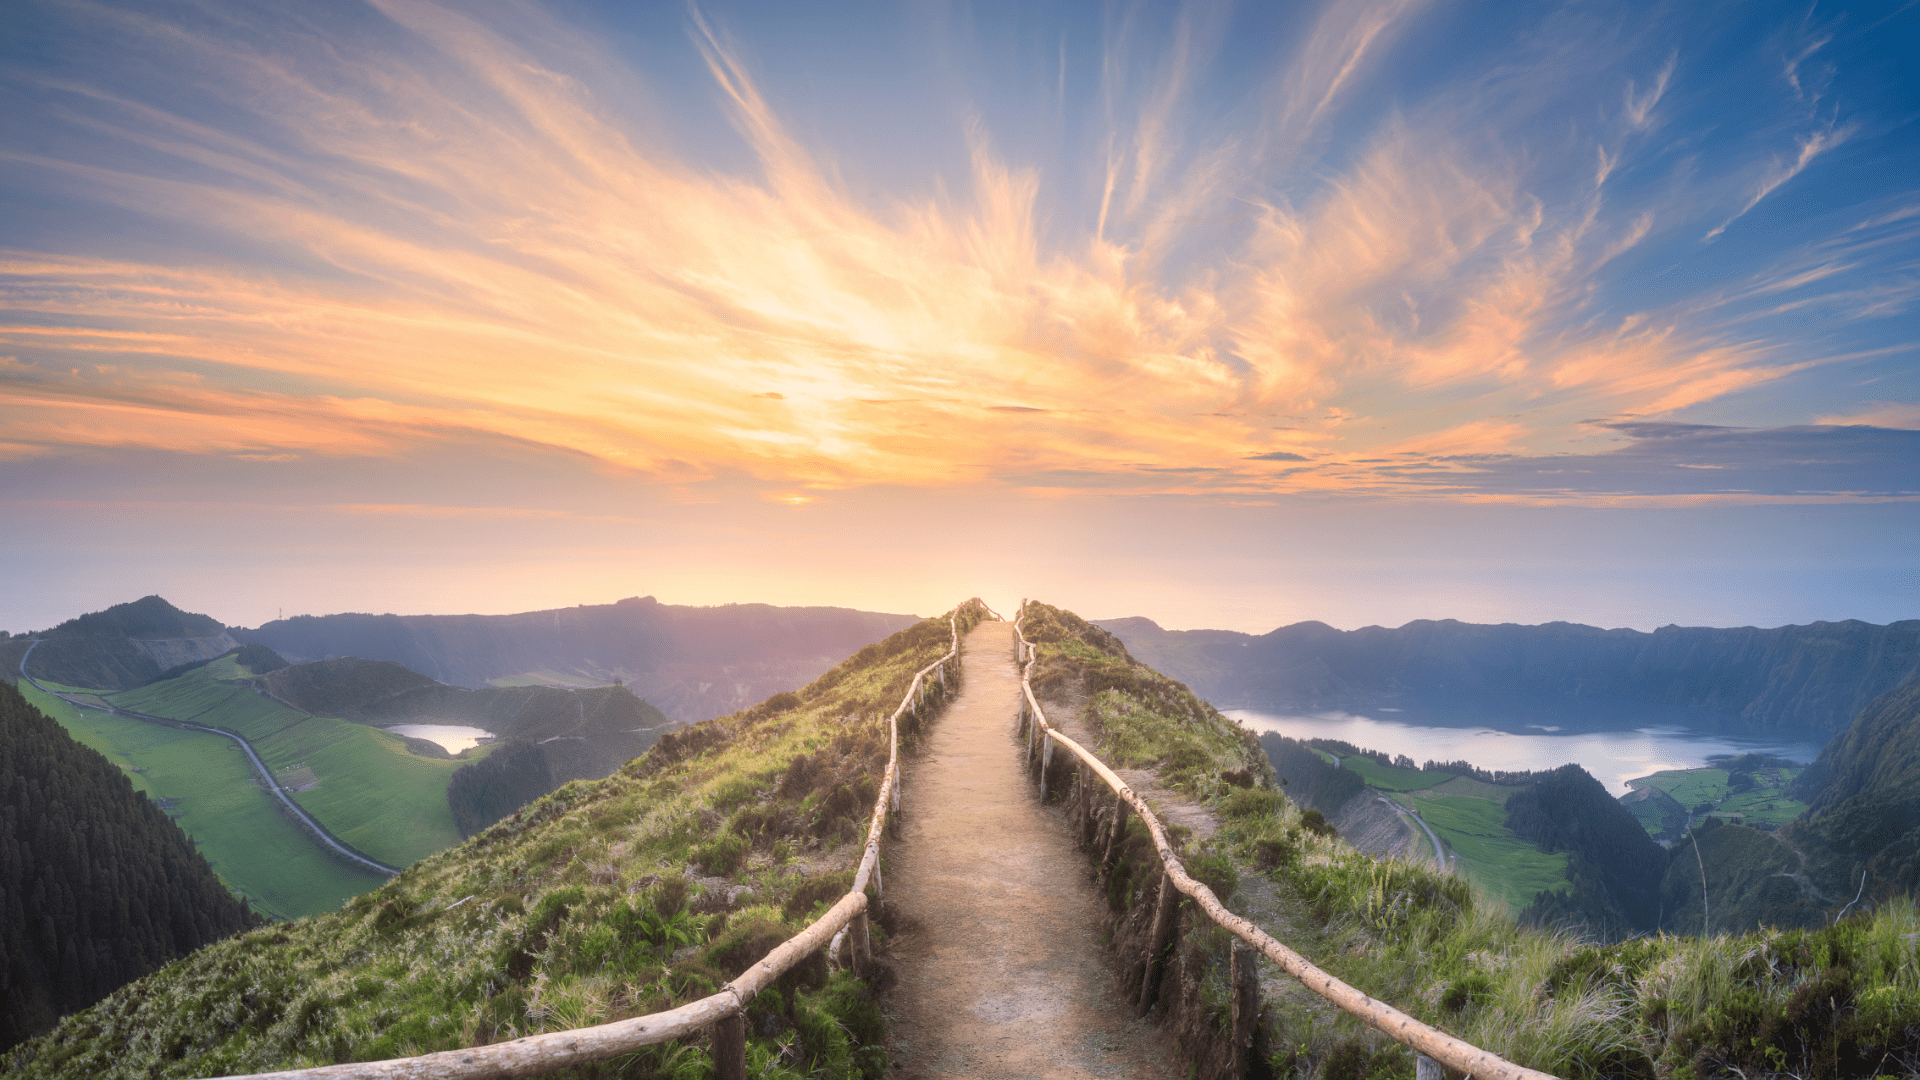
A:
1340 755 1454 792
1018 602 1920 1080
266 722 482 867
1626 765 1808 831
110 665 312 742
1629 767 1730 810
104 665 487 869
1706 787 1807 829
10 604 986 1080
16 681 388 920
1408 793 1570 911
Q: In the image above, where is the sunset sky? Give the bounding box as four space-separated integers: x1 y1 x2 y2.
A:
2 0 1916 635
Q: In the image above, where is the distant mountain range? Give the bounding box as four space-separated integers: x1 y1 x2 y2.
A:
3 594 921 726
236 595 919 723
1101 615 1920 730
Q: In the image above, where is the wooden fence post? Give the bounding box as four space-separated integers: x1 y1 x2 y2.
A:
1103 796 1129 871
1416 1055 1444 1080
1137 871 1180 1015
1231 943 1259 1080
1039 733 1053 799
851 911 872 979
713 1012 746 1080
1079 766 1101 847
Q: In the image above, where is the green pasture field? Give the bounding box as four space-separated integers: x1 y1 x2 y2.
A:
16 682 387 920
102 665 490 869
110 661 312 742
1408 791 1569 912
268 721 487 867
1705 776 1806 829
1340 755 1454 792
1629 767 1730 810
1626 765 1806 830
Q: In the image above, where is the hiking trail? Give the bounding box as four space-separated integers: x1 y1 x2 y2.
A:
883 620 1179 1079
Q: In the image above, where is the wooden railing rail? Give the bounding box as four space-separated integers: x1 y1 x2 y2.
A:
213 603 981 1080
1011 601 1558 1080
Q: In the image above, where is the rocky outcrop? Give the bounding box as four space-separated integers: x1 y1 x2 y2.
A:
133 632 239 672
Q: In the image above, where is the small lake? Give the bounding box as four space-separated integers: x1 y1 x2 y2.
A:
1225 693 1829 792
384 724 494 754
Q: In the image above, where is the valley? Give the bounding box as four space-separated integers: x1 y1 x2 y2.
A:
8 598 1919 1079
10 679 388 921
3 594 924 925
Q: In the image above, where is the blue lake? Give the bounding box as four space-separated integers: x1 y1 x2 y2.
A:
1224 694 1830 792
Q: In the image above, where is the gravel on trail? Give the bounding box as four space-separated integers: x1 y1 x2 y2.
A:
883 620 1180 1079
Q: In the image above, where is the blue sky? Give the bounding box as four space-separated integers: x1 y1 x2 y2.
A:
1 0 1916 633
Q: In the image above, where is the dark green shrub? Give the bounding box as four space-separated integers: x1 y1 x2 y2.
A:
1187 852 1238 903
1441 972 1494 1013
1221 788 1284 819
782 870 856 923
1253 837 1294 870
694 833 748 875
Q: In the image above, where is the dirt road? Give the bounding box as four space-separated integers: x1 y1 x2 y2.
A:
883 620 1178 1078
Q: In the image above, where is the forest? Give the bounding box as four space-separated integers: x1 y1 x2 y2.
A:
0 682 259 1049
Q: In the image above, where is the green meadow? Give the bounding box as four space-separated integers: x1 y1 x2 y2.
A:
1625 763 1807 832
1339 754 1453 792
268 721 478 866
103 662 490 869
17 681 387 920
1406 787 1569 911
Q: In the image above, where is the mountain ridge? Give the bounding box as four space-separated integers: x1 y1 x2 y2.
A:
1101 614 1920 730
238 596 920 723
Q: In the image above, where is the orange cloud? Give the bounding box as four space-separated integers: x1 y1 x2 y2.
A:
0 0 1847 504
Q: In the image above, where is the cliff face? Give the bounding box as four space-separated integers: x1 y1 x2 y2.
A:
1101 616 1920 731
241 596 918 723
1794 677 1920 813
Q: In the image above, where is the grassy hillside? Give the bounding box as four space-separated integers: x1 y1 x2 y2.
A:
1030 601 1920 1080
8 604 986 1080
1406 787 1570 910
99 658 482 868
15 680 388 920
21 596 235 691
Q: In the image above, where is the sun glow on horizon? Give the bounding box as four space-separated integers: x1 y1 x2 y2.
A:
2 0 1911 508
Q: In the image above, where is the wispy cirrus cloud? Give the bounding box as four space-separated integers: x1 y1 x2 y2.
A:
0 0 1909 505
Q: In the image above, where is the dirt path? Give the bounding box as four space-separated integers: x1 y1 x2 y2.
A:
883 621 1179 1079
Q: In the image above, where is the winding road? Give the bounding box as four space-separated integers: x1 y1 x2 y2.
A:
18 640 399 877
1383 794 1448 869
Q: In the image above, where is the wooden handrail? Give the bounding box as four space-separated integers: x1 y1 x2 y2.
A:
1011 601 1559 1080
211 603 979 1080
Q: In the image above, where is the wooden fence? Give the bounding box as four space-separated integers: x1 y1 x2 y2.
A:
213 603 978 1080
1010 601 1559 1080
